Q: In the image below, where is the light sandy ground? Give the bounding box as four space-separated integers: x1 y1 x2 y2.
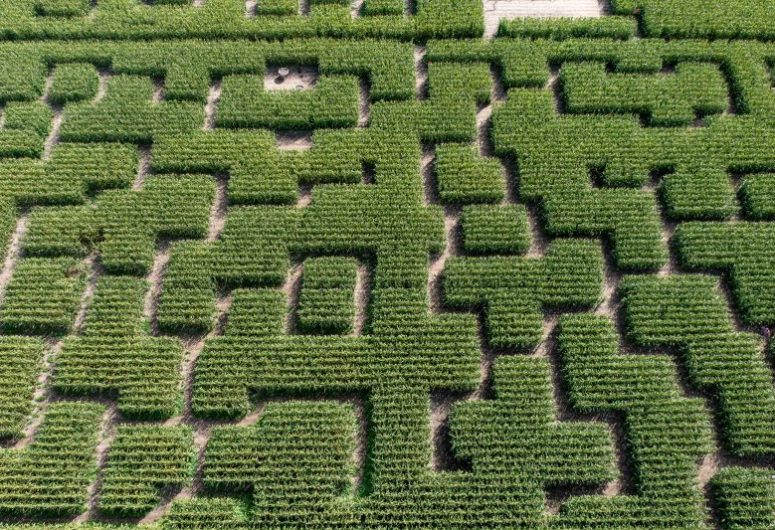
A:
351 0 364 18
352 263 370 336
144 242 172 335
282 263 304 334
297 184 313 208
414 46 428 100
276 130 313 150
13 337 58 452
203 80 221 131
358 77 370 128
0 215 27 306
94 70 109 104
74 254 101 333
427 207 460 315
133 146 152 191
484 0 606 38
265 65 318 91
153 78 165 103
42 72 63 161
207 175 229 241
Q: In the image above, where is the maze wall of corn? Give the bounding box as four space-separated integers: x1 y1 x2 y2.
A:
0 0 775 528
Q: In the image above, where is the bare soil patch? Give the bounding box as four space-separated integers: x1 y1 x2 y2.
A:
264 65 319 91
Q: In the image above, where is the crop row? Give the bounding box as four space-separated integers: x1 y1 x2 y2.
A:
619 274 775 458
297 257 359 335
205 401 357 526
0 269 772 526
674 222 775 326
559 61 728 127
0 0 484 40
193 284 480 418
459 204 531 255
609 0 775 40
434 144 505 205
709 467 775 530
10 0 773 42
0 257 85 335
450 355 615 527
0 39 416 104
48 62 99 105
99 424 194 517
444 239 603 349
556 314 713 528
0 337 43 440
55 275 184 420
217 74 359 131
0 402 104 517
0 33 774 530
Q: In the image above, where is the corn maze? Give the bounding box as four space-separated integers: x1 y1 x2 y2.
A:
1 0 775 528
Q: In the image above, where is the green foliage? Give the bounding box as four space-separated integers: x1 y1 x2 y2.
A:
0 402 104 517
459 204 530 255
710 467 775 530
100 425 194 518
34 0 89 17
96 175 214 275
445 239 603 349
0 0 483 40
739 174 775 220
61 75 201 143
0 257 85 335
217 74 359 130
163 497 247 528
0 102 52 157
55 276 184 419
257 0 298 16
153 131 298 205
361 0 404 16
158 206 297 334
451 356 615 527
2 22 775 530
205 401 358 526
556 314 713 528
156 240 216 334
542 188 666 271
674 222 775 326
610 0 775 39
297 257 358 334
434 144 505 205
371 62 491 144
48 63 98 105
224 288 285 337
495 82 741 223
24 206 95 257
498 17 636 40
620 274 775 458
560 61 728 126
49 142 138 193
0 337 43 440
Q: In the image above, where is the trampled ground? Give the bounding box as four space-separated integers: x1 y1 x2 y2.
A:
0 0 775 528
